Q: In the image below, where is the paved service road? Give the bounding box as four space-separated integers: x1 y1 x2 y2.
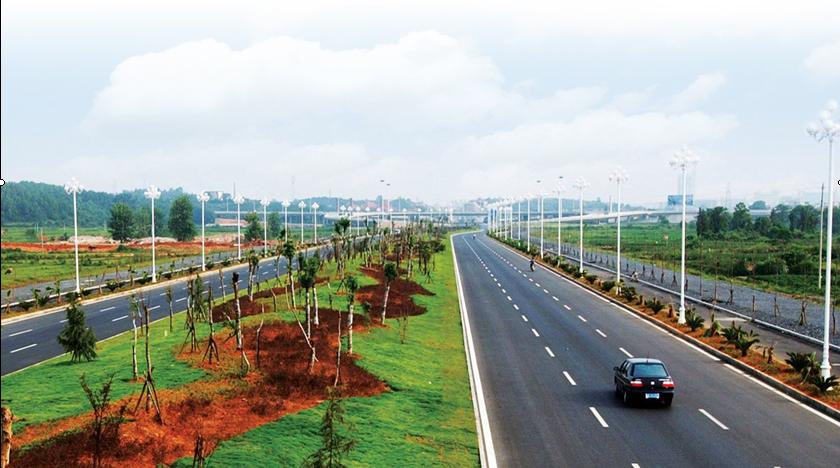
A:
453 232 840 467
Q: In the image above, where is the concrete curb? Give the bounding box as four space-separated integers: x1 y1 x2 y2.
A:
489 235 840 424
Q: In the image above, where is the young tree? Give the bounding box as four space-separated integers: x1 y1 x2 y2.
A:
80 373 125 468
345 274 359 354
267 211 283 239
309 255 322 326
107 203 134 242
283 241 298 308
247 250 260 300
244 212 262 242
165 285 174 333
128 295 140 378
381 262 398 324
232 272 243 350
57 299 97 362
299 253 317 337
302 388 356 468
168 195 197 241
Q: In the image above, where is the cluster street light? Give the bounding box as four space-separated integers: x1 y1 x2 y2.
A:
670 147 699 324
537 180 545 258
572 177 590 273
526 193 533 253
144 185 162 283
312 202 320 242
298 201 306 243
609 168 629 292
233 194 245 261
260 198 270 255
197 192 210 271
64 178 83 293
807 99 839 378
556 176 565 256
281 200 291 242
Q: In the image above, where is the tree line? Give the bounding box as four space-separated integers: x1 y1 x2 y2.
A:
696 202 840 239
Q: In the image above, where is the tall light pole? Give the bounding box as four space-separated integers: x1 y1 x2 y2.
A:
670 147 698 324
517 198 522 240
260 198 270 255
197 192 210 271
354 206 361 235
526 194 532 252
64 178 83 293
537 180 545 258
807 99 838 378
281 200 291 242
144 185 162 282
572 178 589 273
312 202 320 242
298 201 306 243
233 194 245 261
557 176 565 256
610 168 629 292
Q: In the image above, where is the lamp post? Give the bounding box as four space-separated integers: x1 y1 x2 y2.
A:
572 178 590 273
517 198 522 240
609 168 629 292
260 198 270 255
298 201 306 244
537 180 545 258
197 192 210 271
64 178 83 293
557 176 564 255
670 147 698 324
526 194 532 253
144 185 162 282
233 194 245 261
807 100 839 378
281 200 291 242
312 202 320 242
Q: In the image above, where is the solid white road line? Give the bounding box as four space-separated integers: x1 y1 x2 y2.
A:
589 407 609 428
10 343 37 354
632 464 641 468
531 328 540 337
698 409 729 430
513 304 520 310
563 371 577 386
100 306 116 312
111 315 128 322
9 329 33 337
619 347 634 358
521 315 528 322
596 329 607 338
545 347 555 357
577 315 587 323
563 304 571 311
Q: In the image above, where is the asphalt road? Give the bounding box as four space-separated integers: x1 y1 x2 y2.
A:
1 252 296 375
453 232 840 467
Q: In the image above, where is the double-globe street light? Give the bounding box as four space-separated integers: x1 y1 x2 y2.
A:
197 192 210 271
807 100 839 378
64 178 83 293
281 200 291 242
144 185 162 283
312 202 320 242
233 194 245 261
572 177 590 273
556 176 565 256
670 147 699 325
609 168 629 292
260 198 270 255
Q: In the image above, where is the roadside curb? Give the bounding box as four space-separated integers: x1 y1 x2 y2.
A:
488 235 840 425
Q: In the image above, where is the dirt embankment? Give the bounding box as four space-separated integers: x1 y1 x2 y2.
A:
10 265 433 467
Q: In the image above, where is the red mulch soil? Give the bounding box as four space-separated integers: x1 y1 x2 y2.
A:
8 268 421 467
356 266 434 322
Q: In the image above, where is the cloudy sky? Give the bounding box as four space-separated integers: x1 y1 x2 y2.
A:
2 0 839 205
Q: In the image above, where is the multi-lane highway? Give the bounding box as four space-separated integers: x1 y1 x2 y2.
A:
453 232 840 467
1 253 294 375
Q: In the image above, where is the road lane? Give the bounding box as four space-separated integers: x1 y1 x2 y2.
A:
454 232 840 467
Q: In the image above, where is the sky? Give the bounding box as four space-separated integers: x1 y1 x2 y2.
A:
2 0 839 206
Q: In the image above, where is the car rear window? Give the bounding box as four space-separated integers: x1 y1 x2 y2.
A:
632 363 668 378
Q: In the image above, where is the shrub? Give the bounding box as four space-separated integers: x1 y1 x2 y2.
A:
807 374 839 395
106 280 120 292
57 299 97 362
221 258 232 267
601 280 616 292
722 323 743 345
786 352 820 381
644 298 665 315
734 330 760 357
685 309 705 331
585 274 598 284
620 286 637 302
205 261 215 270
19 300 33 311
702 320 722 337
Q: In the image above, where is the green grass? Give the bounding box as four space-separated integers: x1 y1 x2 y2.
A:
1 310 209 430
0 226 109 243
180 235 478 467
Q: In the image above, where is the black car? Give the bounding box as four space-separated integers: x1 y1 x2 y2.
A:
614 358 675 407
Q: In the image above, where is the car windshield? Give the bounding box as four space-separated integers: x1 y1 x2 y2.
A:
632 363 668 378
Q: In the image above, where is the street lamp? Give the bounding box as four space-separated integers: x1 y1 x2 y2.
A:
609 168 629 292
281 200 291 242
572 177 590 273
260 198 270 255
526 193 533 253
312 202 320 242
517 198 522 240
144 185 162 282
556 178 565 256
197 192 210 271
537 180 545 258
233 194 245 261
670 147 699 324
807 99 839 378
64 178 83 293
298 201 306 244
355 206 361 235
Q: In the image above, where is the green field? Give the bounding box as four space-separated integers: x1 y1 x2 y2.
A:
524 222 838 300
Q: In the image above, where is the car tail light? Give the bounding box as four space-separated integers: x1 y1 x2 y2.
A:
662 379 675 388
630 379 643 387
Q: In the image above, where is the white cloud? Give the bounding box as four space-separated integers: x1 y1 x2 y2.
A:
666 72 727 112
804 40 840 80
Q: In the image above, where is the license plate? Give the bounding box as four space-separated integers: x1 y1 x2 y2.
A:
645 393 660 399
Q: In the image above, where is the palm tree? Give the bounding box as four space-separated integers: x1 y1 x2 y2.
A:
381 262 398 324
345 274 359 354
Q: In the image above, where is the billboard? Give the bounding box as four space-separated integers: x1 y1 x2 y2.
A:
667 194 694 206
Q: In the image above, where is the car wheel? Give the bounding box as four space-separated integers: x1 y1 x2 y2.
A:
615 383 621 397
622 390 629 405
